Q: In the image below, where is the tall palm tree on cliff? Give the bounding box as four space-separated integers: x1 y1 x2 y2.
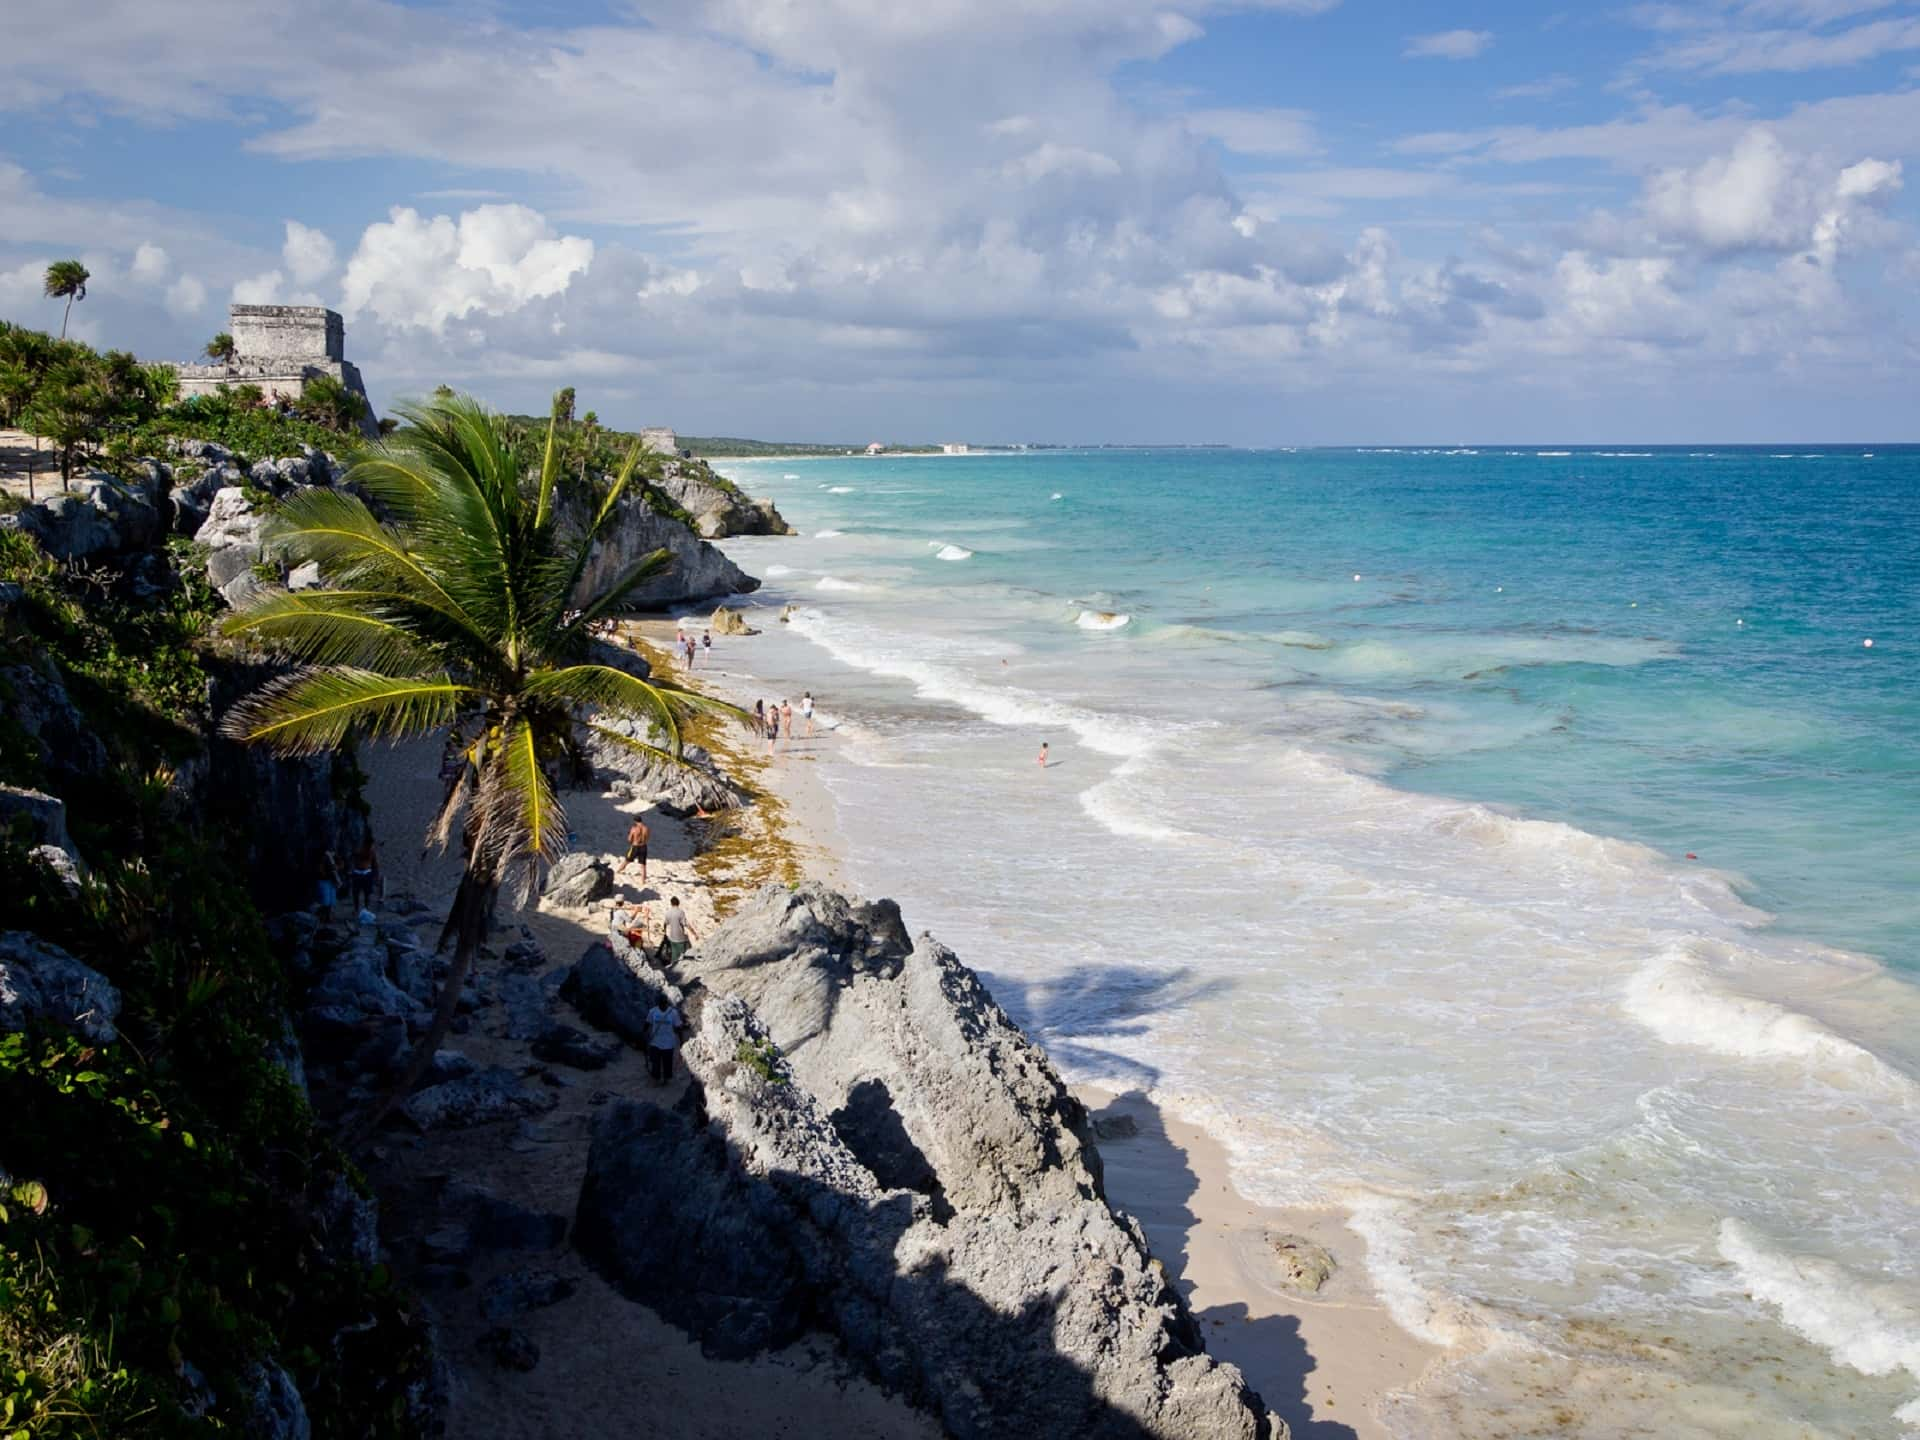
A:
220 391 734 1136
43 260 90 339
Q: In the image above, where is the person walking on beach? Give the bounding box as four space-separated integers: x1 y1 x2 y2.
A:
348 837 380 915
1037 741 1049 768
753 699 766 736
801 691 815 738
662 895 696 962
619 815 650 883
644 993 683 1085
701 630 712 666
765 701 780 755
780 698 794 748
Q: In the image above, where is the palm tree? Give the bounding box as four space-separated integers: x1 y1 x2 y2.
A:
43 260 90 339
205 332 236 363
219 391 736 1137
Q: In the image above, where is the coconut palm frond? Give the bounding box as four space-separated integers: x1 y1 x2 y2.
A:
558 547 677 638
586 722 702 773
219 590 444 674
534 396 563 529
643 681 756 725
528 664 682 754
265 488 485 632
219 668 471 755
471 716 566 873
587 437 648 538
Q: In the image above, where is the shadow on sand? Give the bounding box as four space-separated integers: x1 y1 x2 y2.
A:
1087 1090 1358 1440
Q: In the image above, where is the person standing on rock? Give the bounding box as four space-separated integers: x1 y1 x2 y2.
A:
662 895 696 962
348 837 380 915
644 992 684 1085
619 815 650 883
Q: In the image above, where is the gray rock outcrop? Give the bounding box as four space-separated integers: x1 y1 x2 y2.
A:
652 462 795 539
574 884 1275 1440
194 488 269 607
0 471 165 561
0 931 121 1043
558 937 680 1047
579 719 746 814
560 488 758 610
541 853 614 908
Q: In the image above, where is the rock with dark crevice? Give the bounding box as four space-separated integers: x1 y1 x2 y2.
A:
574 884 1275 1439
0 931 121 1043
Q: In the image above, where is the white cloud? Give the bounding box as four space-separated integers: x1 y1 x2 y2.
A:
1643 127 1902 252
164 273 208 317
282 220 337 285
1642 13 1920 72
232 269 285 304
1404 29 1494 60
130 242 170 283
340 204 593 333
1187 108 1320 157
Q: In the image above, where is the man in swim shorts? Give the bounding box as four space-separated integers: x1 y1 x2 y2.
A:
619 815 650 883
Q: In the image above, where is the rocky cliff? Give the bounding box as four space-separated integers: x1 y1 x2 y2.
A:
571 884 1278 1439
652 458 795 539
558 483 759 609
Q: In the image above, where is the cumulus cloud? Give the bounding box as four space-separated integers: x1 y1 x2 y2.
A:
164 273 208 316
130 242 170 283
340 204 593 332
282 220 337 285
1187 108 1320 157
1643 127 1901 252
1404 29 1494 60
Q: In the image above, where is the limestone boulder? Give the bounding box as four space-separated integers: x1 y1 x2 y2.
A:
574 885 1276 1439
579 719 745 814
558 937 681 1047
559 487 757 611
709 606 758 637
541 853 614 909
0 931 121 1044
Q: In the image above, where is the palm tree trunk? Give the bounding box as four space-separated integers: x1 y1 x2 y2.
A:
60 295 73 339
345 865 497 1147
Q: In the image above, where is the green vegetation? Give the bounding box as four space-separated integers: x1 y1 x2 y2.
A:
0 528 427 1438
203 332 236 363
219 390 742 1135
734 1035 790 1085
42 260 89 340
0 321 177 484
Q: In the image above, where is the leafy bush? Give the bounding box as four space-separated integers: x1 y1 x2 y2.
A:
131 393 354 469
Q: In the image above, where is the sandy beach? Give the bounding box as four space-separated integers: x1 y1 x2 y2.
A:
618 615 1442 1437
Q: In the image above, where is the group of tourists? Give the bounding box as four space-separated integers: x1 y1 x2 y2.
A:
752 692 814 754
674 625 711 670
312 837 381 922
605 893 695 1085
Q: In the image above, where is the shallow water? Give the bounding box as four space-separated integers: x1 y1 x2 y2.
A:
710 447 1920 1437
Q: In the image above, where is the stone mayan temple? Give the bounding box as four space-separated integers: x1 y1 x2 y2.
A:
175 304 379 437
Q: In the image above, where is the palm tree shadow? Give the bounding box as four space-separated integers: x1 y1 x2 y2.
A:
981 965 1233 1089
1086 1091 1357 1440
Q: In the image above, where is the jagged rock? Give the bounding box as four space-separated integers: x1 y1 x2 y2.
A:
240 1360 311 1440
579 721 745 813
583 635 650 681
400 1066 559 1131
420 1049 479 1086
0 931 121 1043
709 605 759 637
4 473 162 560
486 971 560 1041
559 939 680 1047
454 1184 569 1252
194 488 269 606
1266 1234 1336 1294
560 486 757 610
576 885 1274 1440
530 1021 623 1071
0 784 70 851
0 661 109 784
541 852 613 908
476 1327 540 1372
481 1268 577 1323
286 561 322 591
1092 1113 1139 1141
28 844 84 895
503 939 545 972
652 463 795 539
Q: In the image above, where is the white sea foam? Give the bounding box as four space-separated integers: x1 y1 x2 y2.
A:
1050 492 1065 500
828 485 856 493
763 564 796 577
1276 630 1333 650
785 609 1161 758
815 576 869 592
813 529 846 538
1623 948 1920 1102
1347 1194 1492 1350
783 472 799 480
1076 610 1131 631
1077 756 1200 842
1719 1220 1920 1425
934 544 974 561
1535 450 1572 457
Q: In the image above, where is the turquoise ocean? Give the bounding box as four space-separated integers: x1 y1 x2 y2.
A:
709 446 1920 1438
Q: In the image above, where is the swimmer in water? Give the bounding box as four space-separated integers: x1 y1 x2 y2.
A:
1037 741 1049 768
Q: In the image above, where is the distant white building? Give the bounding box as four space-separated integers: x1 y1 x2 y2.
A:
941 443 970 454
638 427 679 456
866 441 886 455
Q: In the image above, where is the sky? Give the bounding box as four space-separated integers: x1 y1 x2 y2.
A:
3 0 1919 444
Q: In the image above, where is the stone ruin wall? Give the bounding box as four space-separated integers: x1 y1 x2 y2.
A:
229 305 344 364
